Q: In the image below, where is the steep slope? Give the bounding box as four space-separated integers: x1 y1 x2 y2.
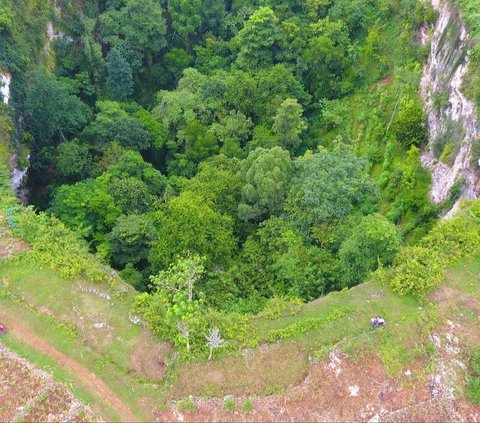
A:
421 0 480 216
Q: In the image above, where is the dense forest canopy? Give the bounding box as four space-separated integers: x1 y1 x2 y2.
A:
0 0 445 352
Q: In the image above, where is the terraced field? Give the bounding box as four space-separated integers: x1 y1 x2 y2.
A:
0 344 95 422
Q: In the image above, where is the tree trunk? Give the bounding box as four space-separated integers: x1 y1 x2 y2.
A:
208 346 213 361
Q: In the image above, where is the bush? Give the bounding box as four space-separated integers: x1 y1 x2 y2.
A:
265 306 352 342
392 98 428 147
390 246 443 299
242 399 253 414
259 296 303 319
390 200 480 298
6 206 107 282
177 397 196 412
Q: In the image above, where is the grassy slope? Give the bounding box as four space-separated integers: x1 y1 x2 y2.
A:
0 252 172 421
0 188 479 417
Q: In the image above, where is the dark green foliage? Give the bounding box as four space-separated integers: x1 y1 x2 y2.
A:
56 140 91 182
287 149 379 225
24 69 89 145
107 214 155 268
105 49 134 101
108 118 153 151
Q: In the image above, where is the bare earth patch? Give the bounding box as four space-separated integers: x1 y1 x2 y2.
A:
129 328 172 381
0 231 30 259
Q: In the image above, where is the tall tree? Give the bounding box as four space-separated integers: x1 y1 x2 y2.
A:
235 7 280 69
149 191 236 271
273 98 307 152
238 147 293 222
105 49 134 101
25 69 89 145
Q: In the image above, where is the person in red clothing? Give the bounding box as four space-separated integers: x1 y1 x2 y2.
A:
0 324 5 335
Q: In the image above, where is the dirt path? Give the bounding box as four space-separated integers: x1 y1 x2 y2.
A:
0 308 139 422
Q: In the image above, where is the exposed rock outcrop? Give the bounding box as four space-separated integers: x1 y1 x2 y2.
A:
420 0 480 217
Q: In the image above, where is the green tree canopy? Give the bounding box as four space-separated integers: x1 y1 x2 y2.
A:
238 147 293 222
105 48 134 101
149 191 236 271
235 7 280 69
287 150 379 225
339 213 401 286
273 98 307 152
25 69 89 145
107 214 155 268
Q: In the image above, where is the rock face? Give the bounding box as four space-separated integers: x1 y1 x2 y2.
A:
0 72 11 104
420 0 480 217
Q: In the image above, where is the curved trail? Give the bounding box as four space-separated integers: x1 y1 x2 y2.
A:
0 307 139 422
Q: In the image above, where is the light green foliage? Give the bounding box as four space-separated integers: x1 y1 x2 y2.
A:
187 155 242 216
339 214 401 286
242 399 253 414
132 109 167 150
259 296 303 319
391 201 480 298
100 150 166 196
0 0 13 31
390 246 443 299
224 397 235 412
49 179 120 240
236 7 279 68
177 397 196 412
211 111 253 158
149 191 236 271
301 18 352 100
8 207 106 282
392 98 428 147
287 149 379 225
273 98 307 152
247 124 279 151
184 120 218 163
265 305 352 342
238 147 293 222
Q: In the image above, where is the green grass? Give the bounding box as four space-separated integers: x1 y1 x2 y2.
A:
0 254 171 421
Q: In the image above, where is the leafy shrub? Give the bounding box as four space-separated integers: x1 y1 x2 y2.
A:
391 200 480 298
6 206 107 282
392 98 428 147
265 306 352 342
390 246 443 299
259 296 303 319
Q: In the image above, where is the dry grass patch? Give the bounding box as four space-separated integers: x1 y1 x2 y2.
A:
170 343 309 398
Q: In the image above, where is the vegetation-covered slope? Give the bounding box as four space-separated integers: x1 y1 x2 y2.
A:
0 0 480 420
